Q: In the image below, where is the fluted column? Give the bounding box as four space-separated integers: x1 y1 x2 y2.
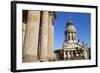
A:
70 51 73 59
51 23 54 59
70 32 72 40
39 11 49 61
72 33 74 40
83 50 88 59
72 32 77 40
67 51 71 59
68 32 70 40
64 52 66 60
68 32 71 40
48 12 54 60
22 11 40 62
22 23 26 47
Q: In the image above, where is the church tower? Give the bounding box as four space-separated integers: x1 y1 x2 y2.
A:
63 18 89 60
64 18 77 44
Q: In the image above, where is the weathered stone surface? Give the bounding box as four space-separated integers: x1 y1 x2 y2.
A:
22 11 40 62
48 13 54 60
39 11 49 61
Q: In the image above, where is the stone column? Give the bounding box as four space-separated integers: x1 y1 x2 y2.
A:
72 32 77 41
75 51 78 56
71 51 73 59
83 50 88 59
67 33 69 40
68 32 72 42
39 11 49 61
67 51 70 59
64 51 66 60
48 12 54 60
72 33 74 40
22 23 26 47
51 21 54 59
65 51 68 60
22 11 40 62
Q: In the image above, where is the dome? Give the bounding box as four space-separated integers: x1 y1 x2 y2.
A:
67 24 76 32
67 19 73 25
66 19 76 32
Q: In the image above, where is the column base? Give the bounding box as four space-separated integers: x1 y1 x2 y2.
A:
47 55 53 60
22 55 38 63
39 56 49 62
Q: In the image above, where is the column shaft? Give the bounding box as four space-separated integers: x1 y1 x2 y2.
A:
23 11 40 62
39 11 49 61
48 12 54 60
64 51 66 60
22 23 26 47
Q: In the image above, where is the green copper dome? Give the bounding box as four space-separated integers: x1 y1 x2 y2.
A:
67 18 73 25
66 18 76 32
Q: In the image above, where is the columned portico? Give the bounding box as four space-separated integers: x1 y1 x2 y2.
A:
22 11 55 62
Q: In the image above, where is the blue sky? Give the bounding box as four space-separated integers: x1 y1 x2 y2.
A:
54 12 91 49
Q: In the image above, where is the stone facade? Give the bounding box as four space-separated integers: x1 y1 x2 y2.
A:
63 19 90 60
54 19 90 61
22 10 54 62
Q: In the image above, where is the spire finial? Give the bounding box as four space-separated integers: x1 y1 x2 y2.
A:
67 17 73 25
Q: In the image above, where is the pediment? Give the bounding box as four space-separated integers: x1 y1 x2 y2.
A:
64 43 82 49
